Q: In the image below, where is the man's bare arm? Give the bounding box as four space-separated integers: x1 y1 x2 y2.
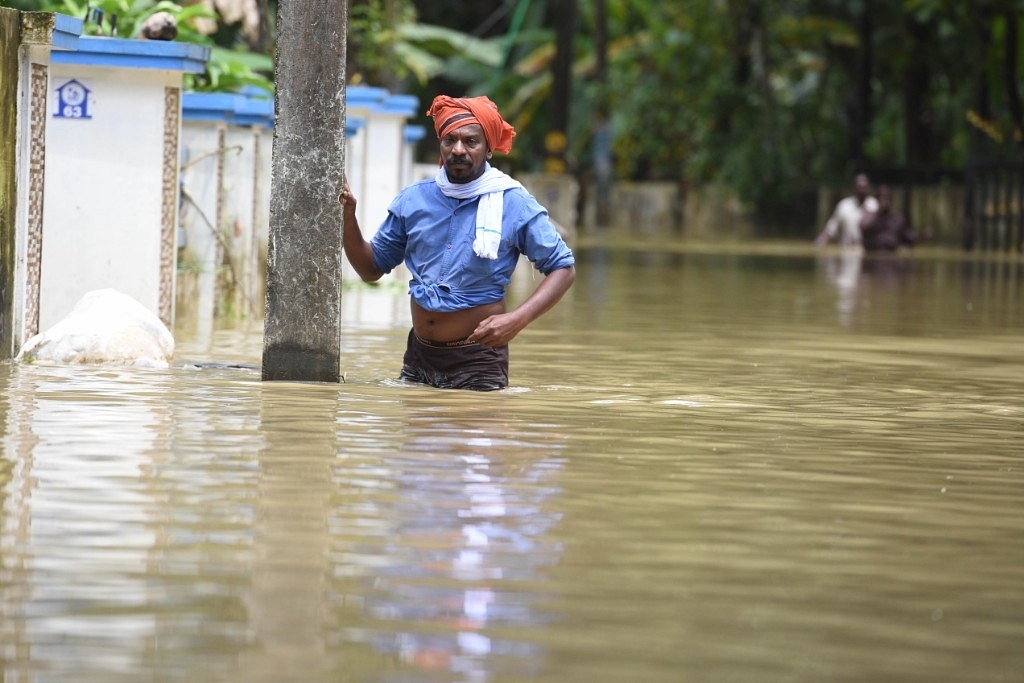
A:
340 183 384 282
467 265 576 346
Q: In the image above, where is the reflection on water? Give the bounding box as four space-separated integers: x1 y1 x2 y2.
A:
332 405 565 682
2 245 1024 682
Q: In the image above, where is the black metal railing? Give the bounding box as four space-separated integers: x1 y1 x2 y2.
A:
963 161 1024 252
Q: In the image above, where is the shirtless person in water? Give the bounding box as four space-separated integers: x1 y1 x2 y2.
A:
340 94 575 391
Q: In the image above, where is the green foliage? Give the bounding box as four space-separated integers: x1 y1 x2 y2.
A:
9 0 1023 203
347 0 417 86
43 0 214 40
399 0 1022 221
393 22 504 84
397 22 503 66
4 0 273 94
349 12 509 87
188 46 273 93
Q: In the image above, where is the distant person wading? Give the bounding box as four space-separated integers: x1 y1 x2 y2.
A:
814 173 879 249
860 185 918 252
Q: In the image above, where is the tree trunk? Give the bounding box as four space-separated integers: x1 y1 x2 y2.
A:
717 0 755 136
904 13 935 166
970 6 995 158
1004 10 1023 147
592 0 611 226
545 0 575 173
849 0 873 168
255 0 274 55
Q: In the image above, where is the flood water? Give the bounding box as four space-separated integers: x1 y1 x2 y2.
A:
2 244 1023 682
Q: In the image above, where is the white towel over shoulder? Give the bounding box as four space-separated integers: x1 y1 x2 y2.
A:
435 164 522 259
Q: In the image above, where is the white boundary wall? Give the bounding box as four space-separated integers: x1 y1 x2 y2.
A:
180 86 422 332
7 20 208 355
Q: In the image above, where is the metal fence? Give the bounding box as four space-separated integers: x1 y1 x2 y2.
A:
963 162 1024 252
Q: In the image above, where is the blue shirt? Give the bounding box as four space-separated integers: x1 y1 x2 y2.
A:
370 178 575 312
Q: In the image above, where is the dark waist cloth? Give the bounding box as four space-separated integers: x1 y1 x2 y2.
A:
415 335 477 348
400 329 508 391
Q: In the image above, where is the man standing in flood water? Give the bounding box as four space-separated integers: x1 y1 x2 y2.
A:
340 95 576 391
860 185 918 252
814 172 879 248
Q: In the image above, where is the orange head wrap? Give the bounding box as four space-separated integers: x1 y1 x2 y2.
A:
426 95 516 155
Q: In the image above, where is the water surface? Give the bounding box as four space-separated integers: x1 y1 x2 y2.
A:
2 245 1023 682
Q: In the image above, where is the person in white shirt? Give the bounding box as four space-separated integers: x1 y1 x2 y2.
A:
814 173 879 248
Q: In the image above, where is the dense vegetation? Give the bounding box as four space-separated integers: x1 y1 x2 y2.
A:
1 0 273 92
5 0 1023 226
351 0 1024 227
403 2 1019 225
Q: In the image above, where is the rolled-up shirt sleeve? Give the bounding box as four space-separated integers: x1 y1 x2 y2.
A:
509 192 575 275
369 196 408 274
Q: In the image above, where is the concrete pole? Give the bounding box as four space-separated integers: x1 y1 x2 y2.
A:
262 0 348 382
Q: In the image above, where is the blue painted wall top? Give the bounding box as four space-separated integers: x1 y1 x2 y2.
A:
51 35 210 73
404 125 427 143
182 85 419 133
51 12 83 50
346 86 388 109
379 94 419 117
182 91 274 128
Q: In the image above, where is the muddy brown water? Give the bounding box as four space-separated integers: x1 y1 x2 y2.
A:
1 244 1022 682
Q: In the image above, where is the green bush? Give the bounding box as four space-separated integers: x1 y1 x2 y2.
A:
5 0 273 94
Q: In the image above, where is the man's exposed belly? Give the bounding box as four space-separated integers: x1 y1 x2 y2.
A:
411 299 505 343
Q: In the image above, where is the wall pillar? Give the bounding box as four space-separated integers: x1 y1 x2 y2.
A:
0 8 20 360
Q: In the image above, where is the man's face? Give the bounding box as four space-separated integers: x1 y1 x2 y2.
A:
440 123 491 183
854 174 871 200
877 187 892 210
